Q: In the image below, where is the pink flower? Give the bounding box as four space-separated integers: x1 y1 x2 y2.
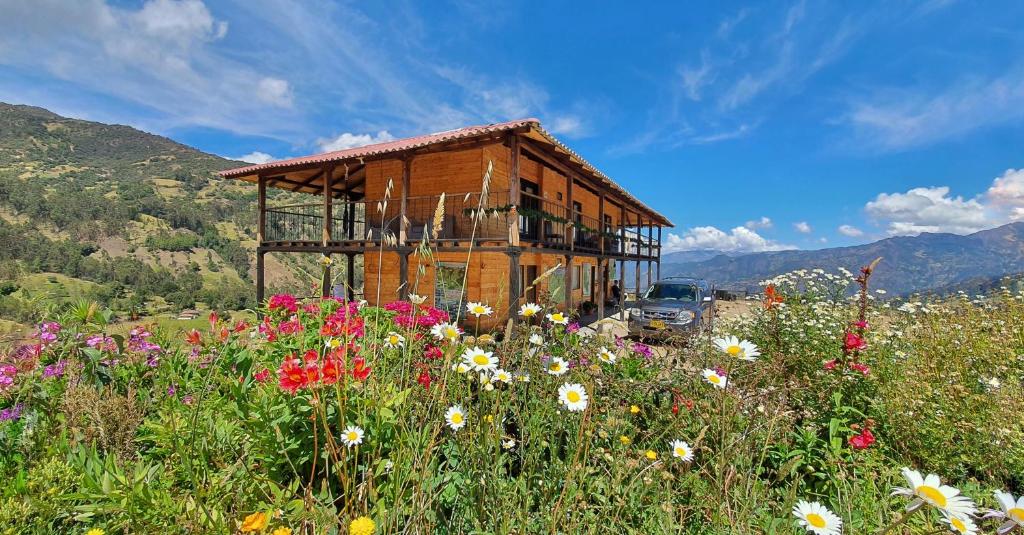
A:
823 359 838 371
848 362 871 376
842 331 866 355
849 428 875 450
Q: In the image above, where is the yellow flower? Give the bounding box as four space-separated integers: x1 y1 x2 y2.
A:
619 435 631 445
645 450 658 461
349 516 376 535
629 405 640 414
272 529 292 535
86 530 105 535
241 511 269 532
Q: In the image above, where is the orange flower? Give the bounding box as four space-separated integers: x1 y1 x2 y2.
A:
763 284 783 309
240 511 268 532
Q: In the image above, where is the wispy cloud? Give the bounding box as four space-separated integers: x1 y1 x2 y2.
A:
843 67 1024 152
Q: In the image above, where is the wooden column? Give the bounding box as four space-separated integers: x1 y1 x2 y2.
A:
507 248 521 321
256 250 266 308
618 204 627 319
656 226 662 279
399 156 411 245
346 253 356 301
322 164 334 298
257 173 267 244
566 174 574 252
598 191 606 254
564 254 573 313
509 133 520 205
634 215 642 299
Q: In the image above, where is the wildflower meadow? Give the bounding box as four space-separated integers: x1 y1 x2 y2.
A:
1 261 1023 534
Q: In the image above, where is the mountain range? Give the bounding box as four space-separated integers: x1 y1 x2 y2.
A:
660 222 1024 295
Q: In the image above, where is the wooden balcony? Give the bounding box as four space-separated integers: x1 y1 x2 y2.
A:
260 190 661 259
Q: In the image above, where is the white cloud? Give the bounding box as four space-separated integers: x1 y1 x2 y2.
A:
745 217 773 230
865 186 990 235
845 68 1024 151
233 151 277 164
863 168 1024 236
678 50 714 101
663 225 794 253
317 131 396 153
548 115 587 137
838 224 864 237
256 77 293 108
793 221 812 233
987 168 1024 221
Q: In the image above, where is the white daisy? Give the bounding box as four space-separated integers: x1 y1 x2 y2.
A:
892 468 977 518
993 490 1024 528
713 335 761 360
324 337 342 349
384 331 405 349
529 333 544 346
558 383 589 412
408 294 427 304
462 346 498 373
546 356 569 376
502 438 516 450
515 372 531 382
702 368 728 389
670 440 694 462
340 425 364 448
445 405 467 431
452 362 470 374
519 303 542 317
478 373 494 391
546 312 569 325
597 347 617 364
466 301 493 317
792 500 842 535
492 369 512 384
431 322 463 342
940 512 978 535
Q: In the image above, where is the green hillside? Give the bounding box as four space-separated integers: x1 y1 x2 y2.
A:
0 102 310 327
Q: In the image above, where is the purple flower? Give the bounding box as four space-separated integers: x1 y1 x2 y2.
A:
0 375 13 389
182 395 194 405
167 384 177 397
0 403 24 422
566 322 580 334
43 360 67 379
631 342 653 359
146 355 160 368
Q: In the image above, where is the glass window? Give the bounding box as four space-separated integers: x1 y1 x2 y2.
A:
549 267 565 302
582 265 592 297
643 283 697 301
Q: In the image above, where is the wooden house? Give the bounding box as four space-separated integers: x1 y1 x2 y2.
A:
219 119 671 325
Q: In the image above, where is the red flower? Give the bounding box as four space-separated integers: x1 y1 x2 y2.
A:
823 359 838 371
849 428 875 450
278 316 304 335
848 362 871 376
208 311 219 330
672 403 680 415
416 369 432 389
763 283 784 309
268 294 298 313
852 320 868 330
253 368 271 383
277 356 307 394
185 329 202 346
842 331 866 354
320 356 342 385
351 357 372 382
218 327 229 342
302 349 320 364
233 320 249 333
424 345 443 360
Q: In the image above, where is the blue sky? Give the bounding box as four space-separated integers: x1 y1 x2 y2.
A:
3 0 1024 253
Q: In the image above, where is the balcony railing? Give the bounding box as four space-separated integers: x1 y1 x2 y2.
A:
262 191 660 259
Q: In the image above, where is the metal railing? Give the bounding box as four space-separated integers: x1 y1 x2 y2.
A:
262 191 661 259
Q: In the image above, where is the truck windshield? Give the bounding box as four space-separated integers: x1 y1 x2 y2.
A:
644 283 697 301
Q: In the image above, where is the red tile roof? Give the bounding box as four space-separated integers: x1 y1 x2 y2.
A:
219 118 671 226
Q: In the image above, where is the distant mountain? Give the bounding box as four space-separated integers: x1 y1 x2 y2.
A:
0 102 311 324
660 223 1024 295
660 249 742 264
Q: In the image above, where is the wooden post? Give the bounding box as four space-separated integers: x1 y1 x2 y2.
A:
322 164 334 297
509 133 520 205
566 174 574 252
564 254 573 313
256 250 266 307
398 250 409 301
634 215 642 298
508 248 521 321
657 226 662 279
598 191 606 255
346 253 356 301
257 173 267 243
619 204 627 320
399 156 411 245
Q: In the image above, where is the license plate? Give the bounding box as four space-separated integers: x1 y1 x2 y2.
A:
649 319 666 329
